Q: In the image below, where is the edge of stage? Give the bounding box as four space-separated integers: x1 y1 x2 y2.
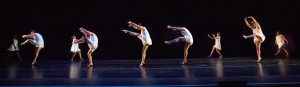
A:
1 57 300 87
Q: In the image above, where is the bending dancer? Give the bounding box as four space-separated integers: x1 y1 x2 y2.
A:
78 27 98 67
274 31 289 57
21 30 44 65
70 35 83 61
242 16 265 62
121 21 152 66
164 25 193 64
6 34 22 61
208 32 223 58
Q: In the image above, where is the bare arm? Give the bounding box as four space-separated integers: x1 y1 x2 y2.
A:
22 33 35 39
79 28 93 35
207 34 214 39
76 36 86 43
167 25 186 31
282 35 289 45
128 21 145 30
249 16 261 29
244 17 254 29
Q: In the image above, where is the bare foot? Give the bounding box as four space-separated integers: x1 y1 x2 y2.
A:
164 41 170 44
218 56 223 59
87 64 93 67
257 58 262 63
181 60 187 65
242 35 248 39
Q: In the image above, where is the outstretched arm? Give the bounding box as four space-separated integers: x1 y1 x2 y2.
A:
207 34 214 39
128 21 145 30
121 29 140 36
249 16 261 29
167 25 186 31
79 28 93 35
22 33 35 39
76 36 86 43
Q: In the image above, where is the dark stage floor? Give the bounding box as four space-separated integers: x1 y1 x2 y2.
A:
1 57 300 87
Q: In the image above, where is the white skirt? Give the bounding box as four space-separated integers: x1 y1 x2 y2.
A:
71 44 80 52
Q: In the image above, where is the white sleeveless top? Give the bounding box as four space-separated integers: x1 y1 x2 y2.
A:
8 38 19 51
252 28 265 42
182 28 193 45
71 39 81 52
138 27 152 45
214 36 221 50
276 35 285 48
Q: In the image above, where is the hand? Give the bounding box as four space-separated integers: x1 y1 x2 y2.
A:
167 25 172 28
242 35 248 39
121 30 128 33
22 35 26 38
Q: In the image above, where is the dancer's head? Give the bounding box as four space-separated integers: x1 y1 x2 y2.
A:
217 32 221 36
72 35 76 39
276 31 281 35
31 30 36 35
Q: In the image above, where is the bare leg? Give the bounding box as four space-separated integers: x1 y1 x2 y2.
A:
32 47 42 65
78 51 83 61
208 47 215 57
164 37 185 44
6 51 12 59
71 52 76 62
182 44 191 65
282 48 289 57
87 49 94 67
274 48 282 56
140 45 149 66
243 34 254 39
15 51 22 61
122 30 139 36
255 42 262 63
216 49 223 59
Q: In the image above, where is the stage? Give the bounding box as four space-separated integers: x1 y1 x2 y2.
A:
1 57 300 87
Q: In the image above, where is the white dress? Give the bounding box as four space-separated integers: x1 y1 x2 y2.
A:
86 33 98 52
213 36 222 50
253 28 265 43
71 39 81 52
182 28 193 45
276 35 285 48
7 38 20 51
32 33 44 48
138 27 152 45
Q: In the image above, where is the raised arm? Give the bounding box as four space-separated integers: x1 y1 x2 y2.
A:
207 34 214 39
244 17 253 29
249 16 261 29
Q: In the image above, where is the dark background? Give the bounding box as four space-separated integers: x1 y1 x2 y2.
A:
0 0 299 60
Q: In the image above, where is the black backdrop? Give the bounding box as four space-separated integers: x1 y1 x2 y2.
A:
0 0 299 60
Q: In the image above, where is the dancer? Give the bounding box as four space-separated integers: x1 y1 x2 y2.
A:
208 32 223 58
6 34 22 61
21 30 44 65
78 27 98 67
274 31 289 57
164 25 193 64
121 21 152 66
70 35 83 61
242 16 265 62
